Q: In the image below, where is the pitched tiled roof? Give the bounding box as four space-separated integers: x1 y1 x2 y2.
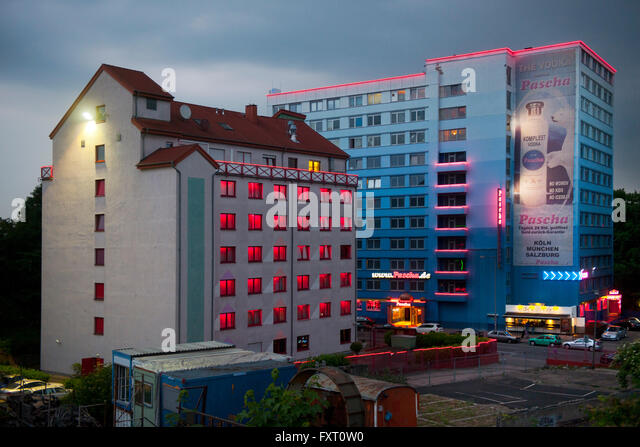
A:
136 143 219 170
49 64 173 139
132 101 348 159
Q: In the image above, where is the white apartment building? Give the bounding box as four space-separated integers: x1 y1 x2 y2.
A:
42 64 357 373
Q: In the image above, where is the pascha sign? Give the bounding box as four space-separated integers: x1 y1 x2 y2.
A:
371 271 431 280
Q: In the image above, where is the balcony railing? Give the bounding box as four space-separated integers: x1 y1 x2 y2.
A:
215 160 358 187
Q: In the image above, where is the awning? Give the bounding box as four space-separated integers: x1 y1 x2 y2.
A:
503 312 571 320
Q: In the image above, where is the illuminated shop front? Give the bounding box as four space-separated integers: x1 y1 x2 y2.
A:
503 304 579 335
579 290 622 322
357 293 427 328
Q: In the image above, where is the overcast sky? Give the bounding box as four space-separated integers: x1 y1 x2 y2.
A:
1 0 638 218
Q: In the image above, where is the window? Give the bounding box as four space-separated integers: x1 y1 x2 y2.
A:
248 182 263 199
410 153 426 165
507 66 512 85
410 238 425 249
340 300 352 315
297 275 310 290
95 145 105 163
410 217 425 228
288 157 298 168
273 307 287 324
247 278 262 295
94 283 104 301
439 84 465 98
390 238 405 249
320 245 332 260
96 105 106 123
390 175 405 188
297 186 310 202
220 279 236 297
391 132 405 145
410 109 426 121
273 184 287 200
367 239 381 249
263 155 276 166
327 97 340 110
390 111 405 124
340 272 352 287
248 246 262 263
95 179 105 197
507 91 512 110
349 116 363 128
297 335 309 352
348 158 362 170
391 89 406 102
297 216 310 231
366 178 381 189
95 248 104 266
320 188 332 203
366 259 380 269
273 246 286 262
340 245 352 259
248 310 262 327
319 273 332 289
410 130 425 144
289 103 301 113
340 190 352 204
391 197 404 208
327 118 341 130
146 98 157 110
273 338 287 354
220 180 236 197
367 134 381 147
366 280 381 290
390 259 405 269
236 151 251 163
410 259 426 270
367 93 382 105
273 276 287 293
340 329 351 344
320 302 331 318
220 213 236 230
391 217 405 228
309 160 320 171
439 106 466 120
367 114 381 126
220 246 236 263
341 217 352 231
390 154 405 167
410 87 426 99
248 214 263 231
310 100 323 112
368 156 381 169
410 174 425 186
298 245 310 261
273 214 287 231
220 312 235 330
95 214 105 232
94 317 104 335
297 304 310 320
349 95 363 107
349 137 363 149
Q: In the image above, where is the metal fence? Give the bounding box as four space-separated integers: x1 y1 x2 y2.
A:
546 347 616 368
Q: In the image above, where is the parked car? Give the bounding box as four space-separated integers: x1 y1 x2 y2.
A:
0 379 48 397
600 352 617 366
601 325 627 341
356 316 375 328
562 336 601 351
487 330 519 343
529 334 563 347
30 383 69 399
416 323 444 334
0 374 24 388
611 317 640 331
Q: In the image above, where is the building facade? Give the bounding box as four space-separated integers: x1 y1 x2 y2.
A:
42 64 357 373
267 41 615 334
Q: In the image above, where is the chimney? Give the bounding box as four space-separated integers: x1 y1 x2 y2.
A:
245 104 258 123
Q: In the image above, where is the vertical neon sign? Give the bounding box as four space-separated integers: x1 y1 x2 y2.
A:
497 187 503 268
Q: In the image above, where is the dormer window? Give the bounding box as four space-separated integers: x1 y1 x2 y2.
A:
146 98 157 110
96 105 106 123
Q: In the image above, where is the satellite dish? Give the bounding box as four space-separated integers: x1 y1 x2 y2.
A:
179 104 192 120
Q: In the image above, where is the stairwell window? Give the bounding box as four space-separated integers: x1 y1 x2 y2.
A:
96 105 106 123
146 98 157 111
95 214 105 232
94 317 104 335
95 179 105 197
95 248 105 266
95 145 105 163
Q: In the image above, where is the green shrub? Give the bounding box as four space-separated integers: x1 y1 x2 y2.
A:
298 353 349 370
384 330 394 346
350 342 363 354
415 332 466 349
0 364 50 382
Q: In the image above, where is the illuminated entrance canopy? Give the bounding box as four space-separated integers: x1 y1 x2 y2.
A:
371 271 431 279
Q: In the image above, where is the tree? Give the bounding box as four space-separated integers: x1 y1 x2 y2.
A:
236 368 327 427
613 189 640 311
63 363 113 426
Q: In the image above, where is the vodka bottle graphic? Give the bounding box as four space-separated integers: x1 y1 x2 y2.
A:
519 101 548 207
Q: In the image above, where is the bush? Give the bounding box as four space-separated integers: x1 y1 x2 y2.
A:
384 330 394 347
415 332 465 349
0 364 50 382
350 342 363 354
299 353 349 370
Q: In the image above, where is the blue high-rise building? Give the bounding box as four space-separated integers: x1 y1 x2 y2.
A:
266 41 616 334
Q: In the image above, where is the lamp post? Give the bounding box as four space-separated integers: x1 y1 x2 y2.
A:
479 252 499 333
592 292 599 369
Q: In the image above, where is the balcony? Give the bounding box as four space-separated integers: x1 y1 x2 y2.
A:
435 161 469 172
216 161 358 187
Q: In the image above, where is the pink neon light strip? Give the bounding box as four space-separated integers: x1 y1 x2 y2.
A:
435 161 469 167
434 205 468 210
266 72 425 97
435 183 467 188
435 292 469 296
434 271 469 275
435 227 469 231
426 41 615 73
434 249 468 253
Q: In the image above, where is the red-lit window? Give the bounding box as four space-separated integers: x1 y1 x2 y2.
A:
94 283 104 301
220 279 236 297
366 300 382 311
340 329 351 344
95 214 105 232
340 300 352 315
248 278 262 295
220 246 236 263
248 309 262 327
320 188 332 203
340 217 353 231
220 213 236 230
94 317 104 335
340 245 352 259
274 184 287 200
273 276 287 293
273 246 287 262
248 214 263 231
220 312 235 330
340 273 352 287
273 214 287 231
320 245 332 260
273 338 287 353
95 179 105 197
297 275 310 290
273 307 287 324
340 189 352 204
319 274 332 289
319 216 331 231
357 300 363 311
248 246 262 263
297 245 310 261
297 304 310 320
248 182 263 199
320 302 331 318
297 186 310 202
221 180 236 197
297 216 310 231
95 248 105 266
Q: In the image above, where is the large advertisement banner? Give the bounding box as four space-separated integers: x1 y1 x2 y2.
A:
514 49 576 266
